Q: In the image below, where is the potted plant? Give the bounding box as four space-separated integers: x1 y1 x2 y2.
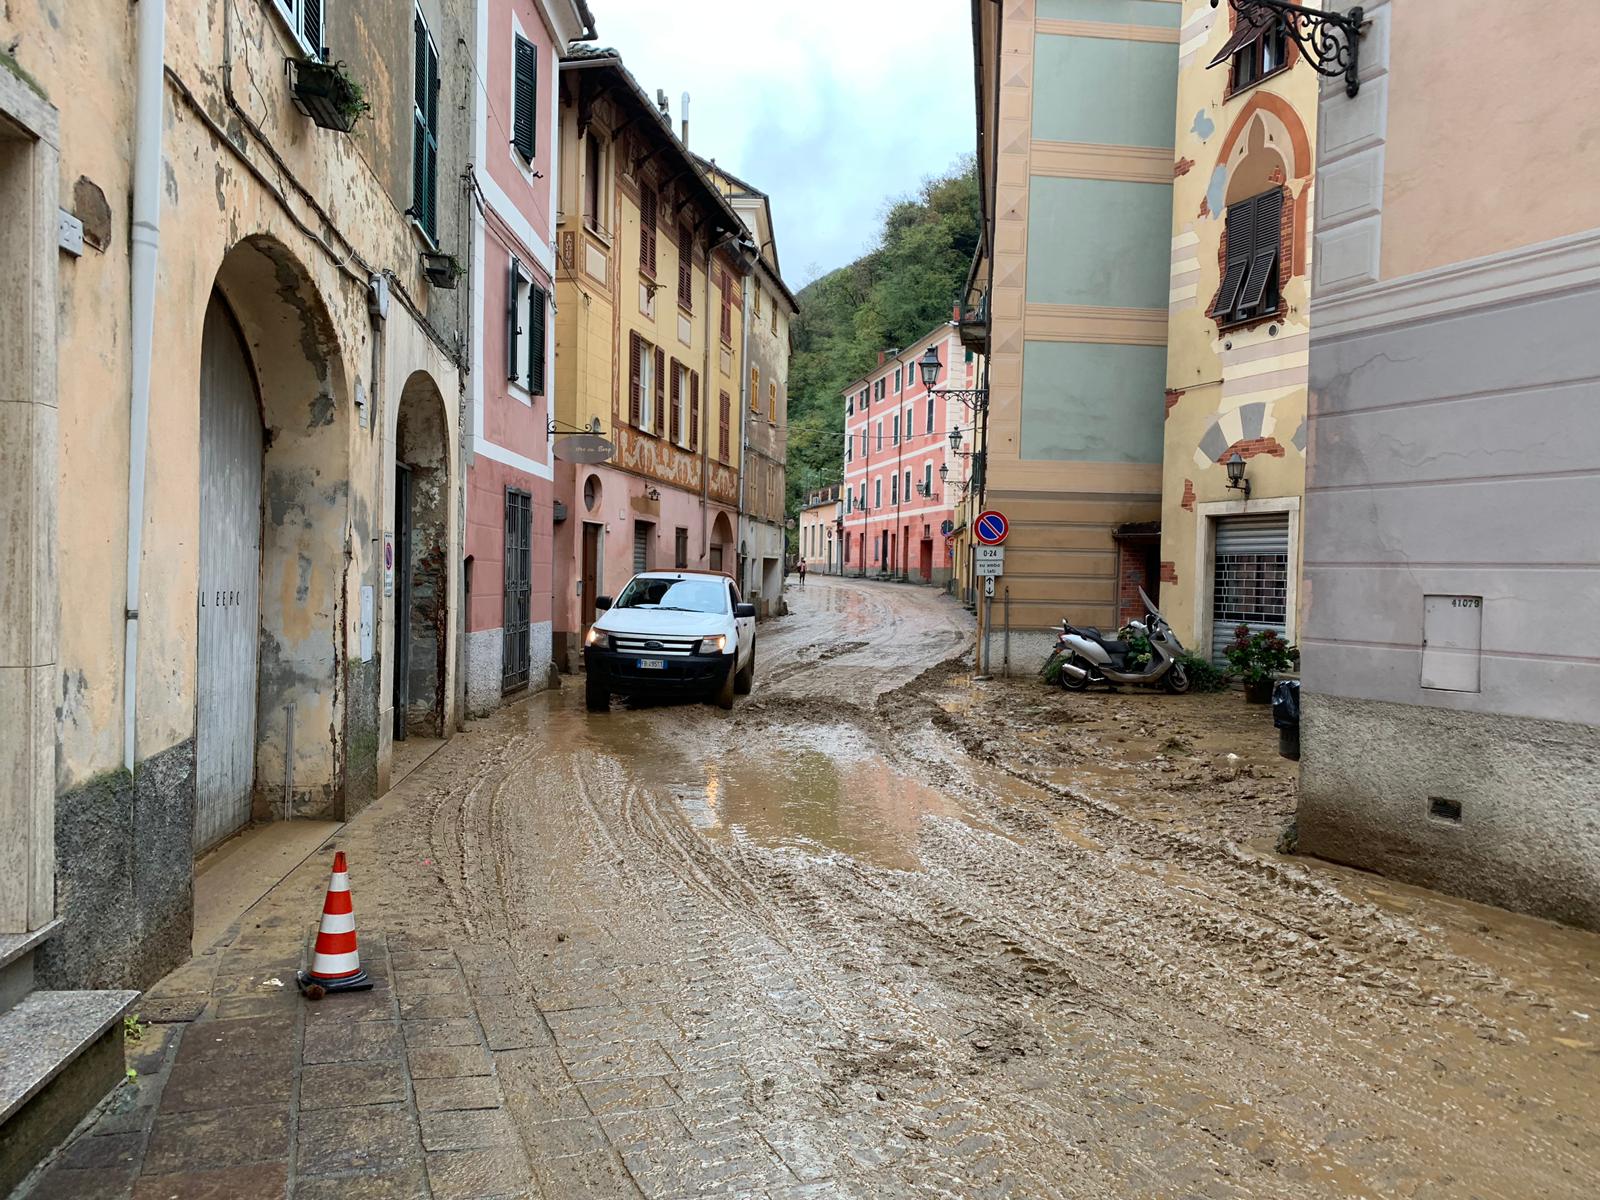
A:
289 58 371 134
1225 624 1298 704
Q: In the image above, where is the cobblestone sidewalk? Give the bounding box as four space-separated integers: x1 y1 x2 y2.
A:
23 881 549 1199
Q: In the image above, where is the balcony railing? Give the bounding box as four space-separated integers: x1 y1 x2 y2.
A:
956 292 988 351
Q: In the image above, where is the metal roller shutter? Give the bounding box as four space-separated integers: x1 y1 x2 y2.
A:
1211 513 1289 664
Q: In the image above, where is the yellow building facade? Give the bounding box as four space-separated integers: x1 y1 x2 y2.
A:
552 50 752 663
1159 2 1318 660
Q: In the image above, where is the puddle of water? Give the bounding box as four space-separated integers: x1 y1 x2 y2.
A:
685 740 961 871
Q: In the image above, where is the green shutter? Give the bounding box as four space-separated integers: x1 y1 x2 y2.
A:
513 36 537 162
507 259 522 382
528 285 547 396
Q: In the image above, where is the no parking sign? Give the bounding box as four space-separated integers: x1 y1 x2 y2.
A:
975 510 1008 545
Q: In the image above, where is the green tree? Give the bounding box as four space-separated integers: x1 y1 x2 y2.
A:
785 160 979 518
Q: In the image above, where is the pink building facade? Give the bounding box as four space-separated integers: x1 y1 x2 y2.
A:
840 323 975 585
464 0 594 715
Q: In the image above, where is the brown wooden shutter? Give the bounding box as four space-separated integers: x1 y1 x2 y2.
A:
669 359 681 444
1208 7 1273 68
1216 196 1255 320
719 390 730 461
653 347 665 435
677 226 693 308
689 372 700 451
640 185 657 275
1238 188 1284 312
628 332 642 425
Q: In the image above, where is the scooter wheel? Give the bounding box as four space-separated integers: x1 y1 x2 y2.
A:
1164 662 1192 694
1058 656 1090 692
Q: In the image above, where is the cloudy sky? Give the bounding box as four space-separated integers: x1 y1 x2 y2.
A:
585 0 976 288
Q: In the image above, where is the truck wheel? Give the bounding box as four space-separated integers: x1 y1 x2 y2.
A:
585 676 610 712
714 661 736 710
734 640 755 695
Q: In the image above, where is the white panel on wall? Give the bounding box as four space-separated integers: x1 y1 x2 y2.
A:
1422 595 1483 693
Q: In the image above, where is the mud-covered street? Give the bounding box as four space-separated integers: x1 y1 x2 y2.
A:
366 575 1600 1198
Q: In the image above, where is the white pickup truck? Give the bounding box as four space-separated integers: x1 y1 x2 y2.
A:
582 570 757 711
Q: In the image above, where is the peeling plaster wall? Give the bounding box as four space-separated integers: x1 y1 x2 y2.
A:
0 0 470 985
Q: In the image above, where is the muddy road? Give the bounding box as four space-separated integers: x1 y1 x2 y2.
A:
398 575 1600 1198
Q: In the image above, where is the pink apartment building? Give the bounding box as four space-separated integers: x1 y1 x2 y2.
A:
840 322 975 586
463 0 595 716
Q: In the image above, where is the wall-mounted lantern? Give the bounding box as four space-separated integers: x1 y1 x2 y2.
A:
1225 452 1252 499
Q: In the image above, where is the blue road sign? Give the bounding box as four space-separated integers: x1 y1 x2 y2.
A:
975 510 1009 545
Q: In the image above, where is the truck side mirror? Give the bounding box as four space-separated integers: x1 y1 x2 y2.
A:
734 603 756 619
595 596 612 611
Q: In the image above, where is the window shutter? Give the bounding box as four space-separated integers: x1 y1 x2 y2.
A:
653 347 665 435
512 36 537 163
1238 188 1284 312
1216 196 1255 319
1208 6 1274 68
629 332 642 425
506 258 522 382
719 390 730 461
689 372 700 451
678 226 693 308
303 0 324 59
412 15 427 230
669 359 681 444
528 285 547 396
640 186 657 275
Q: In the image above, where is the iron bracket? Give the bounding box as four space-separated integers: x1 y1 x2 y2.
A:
1211 0 1366 97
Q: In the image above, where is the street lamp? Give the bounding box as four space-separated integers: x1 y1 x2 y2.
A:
949 424 962 453
917 345 941 388
1225 452 1252 499
938 463 949 486
922 346 987 414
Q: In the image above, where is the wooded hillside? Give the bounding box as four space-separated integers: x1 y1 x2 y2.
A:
786 161 980 517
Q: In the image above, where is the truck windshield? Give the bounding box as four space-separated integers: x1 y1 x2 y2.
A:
612 577 727 614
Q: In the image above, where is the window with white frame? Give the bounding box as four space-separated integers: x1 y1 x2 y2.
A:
276 0 325 59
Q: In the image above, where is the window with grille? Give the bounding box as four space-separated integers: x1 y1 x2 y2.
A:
1210 514 1290 663
411 9 440 242
1214 188 1285 328
512 34 537 163
275 0 324 59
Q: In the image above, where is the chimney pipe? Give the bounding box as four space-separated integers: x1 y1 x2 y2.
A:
681 92 690 147
656 88 669 121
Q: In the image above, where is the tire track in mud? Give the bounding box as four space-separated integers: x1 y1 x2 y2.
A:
400 580 1600 1198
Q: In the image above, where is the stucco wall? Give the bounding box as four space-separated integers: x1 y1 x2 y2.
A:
1379 0 1600 281
1157 0 1316 646
2 0 470 986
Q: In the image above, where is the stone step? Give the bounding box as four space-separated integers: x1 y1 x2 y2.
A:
0 989 137 1127
0 920 62 1016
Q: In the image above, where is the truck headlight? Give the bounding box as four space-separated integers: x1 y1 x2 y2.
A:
584 627 608 648
700 634 727 654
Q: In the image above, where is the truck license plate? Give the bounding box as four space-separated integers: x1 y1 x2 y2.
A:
637 658 665 670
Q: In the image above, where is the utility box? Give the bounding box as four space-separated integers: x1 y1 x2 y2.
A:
1421 595 1483 693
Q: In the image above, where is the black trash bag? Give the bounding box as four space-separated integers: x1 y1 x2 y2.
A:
1272 679 1300 730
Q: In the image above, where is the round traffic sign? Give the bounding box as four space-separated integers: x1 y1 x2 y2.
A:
975 510 1009 545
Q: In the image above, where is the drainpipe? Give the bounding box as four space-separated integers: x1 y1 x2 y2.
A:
123 0 166 771
736 260 753 593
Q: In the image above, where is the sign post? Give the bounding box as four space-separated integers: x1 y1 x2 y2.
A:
972 511 1007 680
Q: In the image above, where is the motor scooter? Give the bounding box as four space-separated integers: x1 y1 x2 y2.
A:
1050 587 1191 694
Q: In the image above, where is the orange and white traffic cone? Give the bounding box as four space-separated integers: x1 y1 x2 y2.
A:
296 851 373 999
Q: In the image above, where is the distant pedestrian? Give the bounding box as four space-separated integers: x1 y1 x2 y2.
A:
796 557 806 586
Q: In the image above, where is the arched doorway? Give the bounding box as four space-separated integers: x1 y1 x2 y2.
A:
202 235 350 838
393 372 451 740
710 511 734 574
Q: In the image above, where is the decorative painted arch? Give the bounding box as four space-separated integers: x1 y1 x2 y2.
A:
1215 92 1312 181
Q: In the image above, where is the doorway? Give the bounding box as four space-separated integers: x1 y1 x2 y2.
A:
919 538 933 581
503 489 531 694
581 522 601 633
196 294 263 853
394 373 451 740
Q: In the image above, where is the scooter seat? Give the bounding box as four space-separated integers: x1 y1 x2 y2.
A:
1077 628 1127 655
